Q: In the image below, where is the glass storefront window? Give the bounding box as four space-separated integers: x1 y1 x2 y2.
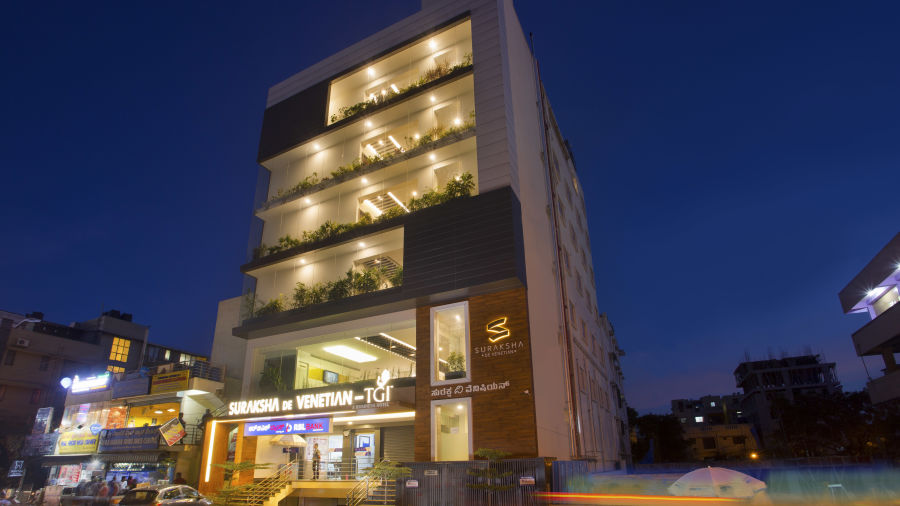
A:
431 302 469 384
126 402 180 427
432 398 471 461
60 401 126 431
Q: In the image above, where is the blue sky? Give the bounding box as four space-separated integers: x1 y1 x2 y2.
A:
2 1 898 412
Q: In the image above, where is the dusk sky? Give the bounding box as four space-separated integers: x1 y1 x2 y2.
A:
2 1 898 413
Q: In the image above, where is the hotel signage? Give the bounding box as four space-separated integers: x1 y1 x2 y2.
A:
227 370 394 418
71 373 111 394
245 417 331 436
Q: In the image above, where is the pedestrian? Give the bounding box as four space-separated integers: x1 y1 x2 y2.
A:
311 443 321 480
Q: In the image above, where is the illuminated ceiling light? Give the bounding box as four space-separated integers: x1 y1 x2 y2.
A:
300 258 306 264
363 199 382 217
358 242 366 248
428 40 437 50
867 287 887 299
453 117 462 126
387 191 410 213
390 84 399 93
379 332 416 350
367 67 375 77
365 120 372 128
369 93 376 101
365 144 378 157
381 89 387 96
387 135 402 150
429 153 436 161
154 410 163 414
455 175 461 181
378 139 384 146
167 408 176 412
377 195 383 200
323 345 377 363
413 133 420 140
455 315 461 321
456 404 463 410
429 95 436 103
312 143 320 150
362 177 369 184
304 198 311 204
60 377 72 389
412 191 418 197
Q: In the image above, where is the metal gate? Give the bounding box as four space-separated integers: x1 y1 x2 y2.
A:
398 458 547 506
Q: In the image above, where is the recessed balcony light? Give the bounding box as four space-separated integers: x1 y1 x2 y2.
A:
167 408 176 412
154 410 163 414
304 198 311 204
453 117 462 126
390 84 399 93
455 175 461 181
323 345 376 363
362 177 368 184
428 40 437 50
381 89 387 96
388 135 402 150
412 191 418 196
300 259 306 264
429 153 436 161
456 404 463 410
367 67 375 77
378 139 384 146
455 315 461 321
430 95 436 103
365 120 372 128
358 242 366 248
413 133 420 140
312 143 320 150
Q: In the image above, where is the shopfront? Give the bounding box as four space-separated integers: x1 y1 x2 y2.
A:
199 372 415 494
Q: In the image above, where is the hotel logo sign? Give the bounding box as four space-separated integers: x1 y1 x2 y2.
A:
477 316 524 359
486 317 511 343
227 369 394 417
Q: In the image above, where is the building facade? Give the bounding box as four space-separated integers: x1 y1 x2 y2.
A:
670 394 758 461
201 0 628 498
838 232 900 404
734 355 840 448
671 394 744 428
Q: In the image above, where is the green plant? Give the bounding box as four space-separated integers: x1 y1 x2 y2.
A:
213 461 273 506
447 352 465 372
259 366 286 394
388 265 403 288
255 295 285 316
360 459 411 481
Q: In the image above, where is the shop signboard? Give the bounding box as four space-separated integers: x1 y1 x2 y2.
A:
150 369 190 394
57 431 99 454
226 369 395 418
244 417 331 436
32 407 53 434
112 376 149 398
98 426 160 452
71 372 111 394
21 433 59 456
159 417 186 446
7 460 24 478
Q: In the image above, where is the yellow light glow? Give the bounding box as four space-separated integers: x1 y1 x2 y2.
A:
453 117 461 126
390 84 399 93
387 135 402 150
387 191 410 213
367 67 375 77
333 411 415 423
304 198 311 204
362 177 369 184
365 120 372 128
429 95 436 102
204 420 217 482
487 317 511 343
429 153 436 161
363 199 382 217
412 191 418 196
312 143 320 150
750 452 758 459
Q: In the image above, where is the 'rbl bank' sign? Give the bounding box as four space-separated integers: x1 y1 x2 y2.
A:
244 417 331 436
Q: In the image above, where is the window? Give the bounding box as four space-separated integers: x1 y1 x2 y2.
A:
180 488 198 499
702 437 716 450
3 350 15 366
30 389 41 404
431 302 469 384
432 397 471 461
107 366 124 374
694 416 704 423
710 401 716 407
39 356 50 371
109 338 130 363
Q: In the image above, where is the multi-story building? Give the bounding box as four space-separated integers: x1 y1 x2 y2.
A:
671 394 744 428
838 232 900 404
734 355 840 448
201 0 628 499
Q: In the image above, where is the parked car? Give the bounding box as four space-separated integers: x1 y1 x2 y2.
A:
119 486 211 506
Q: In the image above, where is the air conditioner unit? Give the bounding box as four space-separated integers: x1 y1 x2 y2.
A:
15 338 30 348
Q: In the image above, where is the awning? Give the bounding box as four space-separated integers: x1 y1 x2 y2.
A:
40 454 96 467
97 453 165 463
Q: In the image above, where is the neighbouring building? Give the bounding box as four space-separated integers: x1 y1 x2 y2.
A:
201 0 628 500
671 394 758 461
838 232 900 404
734 355 840 449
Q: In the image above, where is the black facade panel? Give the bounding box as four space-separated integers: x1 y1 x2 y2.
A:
402 187 524 296
257 81 329 162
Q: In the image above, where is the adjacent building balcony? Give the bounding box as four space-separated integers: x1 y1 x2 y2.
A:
852 300 900 356
867 368 900 404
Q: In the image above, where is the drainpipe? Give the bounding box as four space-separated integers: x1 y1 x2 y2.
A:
528 33 582 459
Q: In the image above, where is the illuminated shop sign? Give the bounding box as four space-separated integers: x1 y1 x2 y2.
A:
245 417 331 436
71 372 111 393
227 370 394 417
486 317 511 343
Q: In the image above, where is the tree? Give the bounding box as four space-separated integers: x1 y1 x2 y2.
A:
630 411 689 463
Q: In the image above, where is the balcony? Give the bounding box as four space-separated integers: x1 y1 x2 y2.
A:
867 368 900 404
852 300 900 356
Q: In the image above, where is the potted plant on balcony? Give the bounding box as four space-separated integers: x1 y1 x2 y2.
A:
445 352 466 380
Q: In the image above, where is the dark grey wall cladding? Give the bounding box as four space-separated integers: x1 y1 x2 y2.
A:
402 186 525 296
257 81 329 162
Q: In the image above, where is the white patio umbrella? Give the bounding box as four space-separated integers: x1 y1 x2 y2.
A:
269 434 307 447
668 467 766 498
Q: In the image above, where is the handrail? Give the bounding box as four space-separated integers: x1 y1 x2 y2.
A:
233 462 297 506
347 475 370 506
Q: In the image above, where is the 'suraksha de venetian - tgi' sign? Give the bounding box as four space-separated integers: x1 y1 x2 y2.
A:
227 370 394 417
